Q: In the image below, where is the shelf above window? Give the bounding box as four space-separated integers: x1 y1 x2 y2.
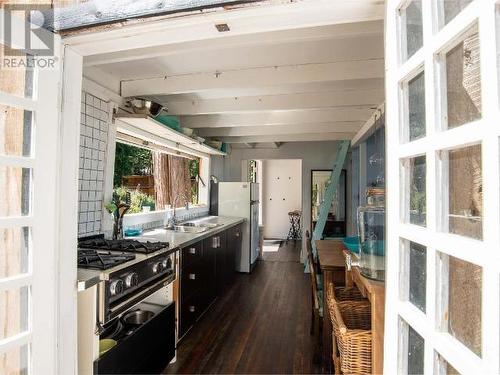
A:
115 114 226 157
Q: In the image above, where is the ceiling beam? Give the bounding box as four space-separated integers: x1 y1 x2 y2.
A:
197 122 362 137
180 108 376 128
156 77 384 101
64 0 384 57
83 20 383 67
121 59 384 96
163 89 383 115
218 133 355 143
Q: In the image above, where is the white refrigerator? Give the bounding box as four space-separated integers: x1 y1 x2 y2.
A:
218 182 260 273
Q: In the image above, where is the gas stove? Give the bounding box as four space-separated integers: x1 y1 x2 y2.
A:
78 237 169 254
78 235 176 323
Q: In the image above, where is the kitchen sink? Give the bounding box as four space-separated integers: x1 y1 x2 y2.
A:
166 216 222 233
171 225 209 233
170 222 220 233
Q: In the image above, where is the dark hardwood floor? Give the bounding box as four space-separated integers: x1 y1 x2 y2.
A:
164 240 321 374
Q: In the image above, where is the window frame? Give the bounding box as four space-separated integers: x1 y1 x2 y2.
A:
385 0 500 373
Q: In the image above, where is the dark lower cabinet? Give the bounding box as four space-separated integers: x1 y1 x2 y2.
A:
179 225 241 338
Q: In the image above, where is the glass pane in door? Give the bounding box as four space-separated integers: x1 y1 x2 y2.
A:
407 72 426 142
0 227 30 278
439 253 482 356
409 241 426 312
444 27 481 129
0 286 29 340
406 156 426 226
0 166 31 217
445 145 482 239
408 325 425 374
0 344 29 375
440 0 474 26
436 352 461 374
0 105 34 157
400 0 423 61
0 44 35 99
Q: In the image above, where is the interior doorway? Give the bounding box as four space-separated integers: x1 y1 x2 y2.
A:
260 159 302 240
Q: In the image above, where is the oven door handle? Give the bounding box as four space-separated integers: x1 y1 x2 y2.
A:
107 275 174 321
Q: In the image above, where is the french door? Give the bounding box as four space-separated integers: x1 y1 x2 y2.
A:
385 0 500 373
0 9 62 374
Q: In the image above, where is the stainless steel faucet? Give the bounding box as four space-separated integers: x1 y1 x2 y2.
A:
166 192 191 229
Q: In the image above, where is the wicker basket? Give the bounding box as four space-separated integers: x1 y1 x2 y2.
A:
327 283 367 335
331 298 372 375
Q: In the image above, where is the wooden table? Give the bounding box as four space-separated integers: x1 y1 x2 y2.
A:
316 240 385 375
316 240 346 373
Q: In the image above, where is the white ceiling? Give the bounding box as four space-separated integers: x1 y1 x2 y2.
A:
81 0 385 146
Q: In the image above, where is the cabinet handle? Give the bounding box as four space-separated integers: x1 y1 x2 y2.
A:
212 237 217 248
189 306 195 313
189 273 196 280
235 232 240 237
217 236 220 248
188 247 196 254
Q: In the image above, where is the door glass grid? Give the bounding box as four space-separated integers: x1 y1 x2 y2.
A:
0 45 36 375
389 1 495 373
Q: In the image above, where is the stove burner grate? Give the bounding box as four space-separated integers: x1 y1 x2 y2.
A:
78 249 136 270
78 238 168 254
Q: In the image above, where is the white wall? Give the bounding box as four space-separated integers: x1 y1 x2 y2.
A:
224 141 344 260
261 159 302 239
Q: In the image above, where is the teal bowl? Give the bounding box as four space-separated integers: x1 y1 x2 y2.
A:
343 236 360 254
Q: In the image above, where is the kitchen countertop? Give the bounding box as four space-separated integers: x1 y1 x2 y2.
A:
77 216 245 291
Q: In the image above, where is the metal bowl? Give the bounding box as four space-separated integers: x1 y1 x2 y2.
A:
130 99 164 117
122 309 155 326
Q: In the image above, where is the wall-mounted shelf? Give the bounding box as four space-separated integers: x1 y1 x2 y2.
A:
115 114 226 157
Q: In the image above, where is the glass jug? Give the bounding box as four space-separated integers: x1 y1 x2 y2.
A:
357 205 385 281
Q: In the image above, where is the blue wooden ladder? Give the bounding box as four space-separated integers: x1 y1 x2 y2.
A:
311 140 350 257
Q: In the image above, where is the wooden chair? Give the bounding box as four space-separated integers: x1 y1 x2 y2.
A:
305 231 323 336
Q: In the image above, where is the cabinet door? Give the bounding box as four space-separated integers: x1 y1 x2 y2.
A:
215 231 228 294
203 235 218 302
228 225 242 283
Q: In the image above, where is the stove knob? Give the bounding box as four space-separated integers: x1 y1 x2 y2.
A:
109 279 124 296
124 272 139 288
162 259 168 269
152 263 159 274
157 261 165 272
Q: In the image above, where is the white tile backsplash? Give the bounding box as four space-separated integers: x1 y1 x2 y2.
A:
78 91 110 237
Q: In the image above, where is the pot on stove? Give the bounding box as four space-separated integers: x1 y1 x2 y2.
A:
122 309 155 326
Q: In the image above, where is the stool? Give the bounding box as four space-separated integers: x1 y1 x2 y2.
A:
287 210 302 241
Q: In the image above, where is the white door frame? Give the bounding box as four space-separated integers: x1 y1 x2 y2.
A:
0 9 82 374
385 0 500 373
